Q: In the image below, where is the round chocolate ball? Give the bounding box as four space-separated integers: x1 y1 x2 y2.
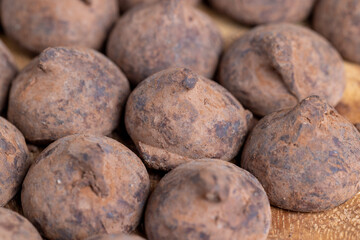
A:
8 47 130 143
22 134 150 240
1 0 118 53
241 96 360 212
0 117 29 206
0 207 42 240
219 23 345 116
313 0 360 63
107 0 222 85
208 0 315 25
145 159 271 240
125 68 253 171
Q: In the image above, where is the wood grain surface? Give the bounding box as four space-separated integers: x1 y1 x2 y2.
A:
1 3 359 240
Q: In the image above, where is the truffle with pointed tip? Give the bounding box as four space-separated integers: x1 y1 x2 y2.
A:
241 96 360 212
125 68 253 171
119 0 200 12
0 117 29 207
313 0 360 63
219 23 345 116
22 134 150 240
208 0 315 25
107 0 222 85
0 208 42 240
86 233 145 240
145 159 271 240
8 46 130 143
0 40 17 112
1 0 118 53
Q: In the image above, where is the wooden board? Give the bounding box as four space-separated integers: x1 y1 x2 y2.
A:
1 4 359 240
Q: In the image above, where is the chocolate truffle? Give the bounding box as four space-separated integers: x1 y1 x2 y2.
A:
125 68 253 171
107 0 222 85
0 207 42 240
208 0 315 25
145 159 271 240
0 117 29 207
241 96 360 212
1 0 118 53
219 23 345 116
313 0 360 63
22 134 150 240
8 47 130 143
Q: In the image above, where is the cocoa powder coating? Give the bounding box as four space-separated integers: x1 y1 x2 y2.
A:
241 96 360 212
0 40 17 112
313 0 360 63
208 0 315 25
1 0 118 53
0 117 29 207
107 0 222 85
219 23 345 116
22 134 150 240
125 68 253 171
119 0 200 12
8 47 130 143
86 233 145 240
0 207 42 240
145 159 271 240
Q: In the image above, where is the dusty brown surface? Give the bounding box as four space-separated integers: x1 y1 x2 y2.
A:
86 233 145 240
8 47 130 143
313 0 360 64
0 40 17 112
22 134 150 240
0 207 42 240
1 0 118 53
0 117 29 207
242 96 360 212
125 68 253 170
219 23 345 116
145 159 271 240
1 2 360 239
208 0 315 25
107 0 222 85
119 0 200 12
4 191 23 216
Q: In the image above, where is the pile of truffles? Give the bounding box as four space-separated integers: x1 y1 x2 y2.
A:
0 0 358 239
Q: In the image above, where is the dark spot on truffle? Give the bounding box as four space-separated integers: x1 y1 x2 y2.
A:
182 77 198 90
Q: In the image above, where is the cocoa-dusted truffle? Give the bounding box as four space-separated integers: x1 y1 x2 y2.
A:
107 0 222 85
313 0 360 63
0 117 29 206
22 134 150 240
0 40 17 112
0 207 42 240
208 0 315 25
1 0 118 53
86 233 145 240
145 159 271 240
8 47 130 143
125 68 253 171
241 96 360 212
219 23 345 116
119 0 200 12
